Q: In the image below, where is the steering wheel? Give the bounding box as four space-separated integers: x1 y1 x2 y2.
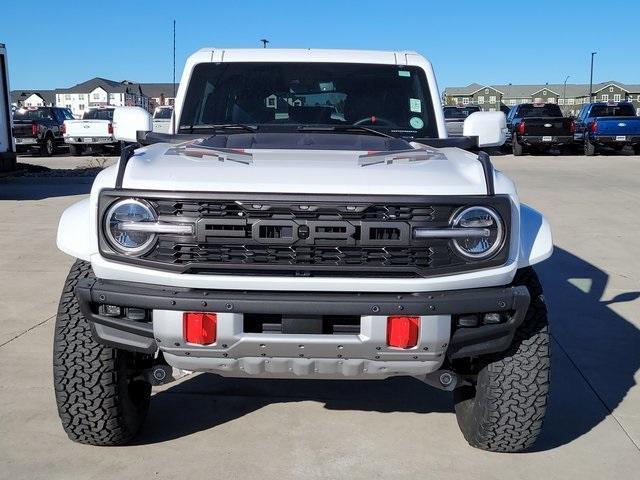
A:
352 116 395 127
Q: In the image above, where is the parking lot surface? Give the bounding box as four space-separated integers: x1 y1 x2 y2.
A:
1 153 639 479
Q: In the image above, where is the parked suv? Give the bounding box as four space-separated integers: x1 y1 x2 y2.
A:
13 106 72 156
54 48 552 452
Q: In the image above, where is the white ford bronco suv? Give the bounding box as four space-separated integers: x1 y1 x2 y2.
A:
54 48 553 452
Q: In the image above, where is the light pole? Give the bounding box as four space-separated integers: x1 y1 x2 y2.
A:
563 75 570 113
589 52 597 102
260 39 269 48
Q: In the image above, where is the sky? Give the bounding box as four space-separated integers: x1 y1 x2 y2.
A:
2 0 639 92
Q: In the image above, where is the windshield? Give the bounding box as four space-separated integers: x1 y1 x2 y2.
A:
443 106 480 119
590 104 636 117
517 104 563 118
154 108 173 119
83 109 114 120
179 62 438 137
13 108 52 121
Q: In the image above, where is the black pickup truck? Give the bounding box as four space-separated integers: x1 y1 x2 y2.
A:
12 106 73 156
505 103 574 156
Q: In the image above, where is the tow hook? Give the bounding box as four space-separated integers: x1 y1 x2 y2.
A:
420 370 459 391
144 363 193 386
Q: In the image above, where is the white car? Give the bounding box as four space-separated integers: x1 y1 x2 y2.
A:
54 48 552 452
63 107 120 155
152 105 173 133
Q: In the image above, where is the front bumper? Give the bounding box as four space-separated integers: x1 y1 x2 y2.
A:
76 278 530 379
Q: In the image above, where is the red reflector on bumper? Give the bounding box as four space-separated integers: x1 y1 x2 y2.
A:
183 312 217 345
387 316 420 349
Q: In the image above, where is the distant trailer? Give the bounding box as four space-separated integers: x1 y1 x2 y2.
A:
0 43 16 172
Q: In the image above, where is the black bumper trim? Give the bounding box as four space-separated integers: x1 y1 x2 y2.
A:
447 287 530 359
520 135 574 145
592 135 640 145
76 279 530 359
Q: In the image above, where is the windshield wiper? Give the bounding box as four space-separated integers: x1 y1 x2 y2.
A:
181 123 258 134
297 125 394 138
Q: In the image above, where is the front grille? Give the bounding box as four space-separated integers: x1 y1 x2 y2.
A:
98 192 511 278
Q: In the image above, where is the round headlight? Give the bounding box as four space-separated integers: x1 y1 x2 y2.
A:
451 206 504 259
104 199 157 255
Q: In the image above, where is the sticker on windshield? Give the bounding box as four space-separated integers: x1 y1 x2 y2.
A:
409 98 422 113
398 70 411 77
409 116 424 129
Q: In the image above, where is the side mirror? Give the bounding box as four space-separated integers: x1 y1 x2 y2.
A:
112 107 152 143
463 111 507 147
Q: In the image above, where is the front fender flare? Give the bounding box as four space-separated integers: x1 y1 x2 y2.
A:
518 204 553 268
57 198 94 261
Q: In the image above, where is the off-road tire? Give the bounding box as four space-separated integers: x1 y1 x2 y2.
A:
584 138 596 156
453 267 550 452
69 144 83 156
53 260 152 446
512 136 524 156
39 134 54 157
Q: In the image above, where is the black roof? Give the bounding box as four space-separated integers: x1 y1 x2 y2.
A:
138 83 178 98
10 90 56 105
57 77 146 96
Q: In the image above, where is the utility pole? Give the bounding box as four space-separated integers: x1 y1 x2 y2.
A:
172 20 176 134
260 39 269 48
563 75 570 113
589 52 597 102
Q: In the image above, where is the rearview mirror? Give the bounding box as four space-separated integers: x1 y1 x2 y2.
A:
113 107 152 143
463 111 507 147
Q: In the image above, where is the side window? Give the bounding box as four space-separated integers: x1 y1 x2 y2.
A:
63 109 74 120
52 108 63 123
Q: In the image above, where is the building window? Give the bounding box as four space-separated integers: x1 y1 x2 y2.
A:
462 97 469 104
92 92 100 100
542 90 547 96
558 98 565 105
489 95 496 103
614 94 621 102
78 94 84 100
520 98 528 104
477 96 484 104
547 97 555 103
65 94 71 100
609 86 614 92
602 94 609 101
65 104 71 109
509 99 516 106
79 104 85 110
484 88 489 94
451 97 458 104
568 98 575 105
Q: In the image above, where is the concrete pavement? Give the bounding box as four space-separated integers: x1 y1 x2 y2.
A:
0 153 638 479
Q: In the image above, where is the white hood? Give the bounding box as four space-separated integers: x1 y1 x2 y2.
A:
118 142 489 196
